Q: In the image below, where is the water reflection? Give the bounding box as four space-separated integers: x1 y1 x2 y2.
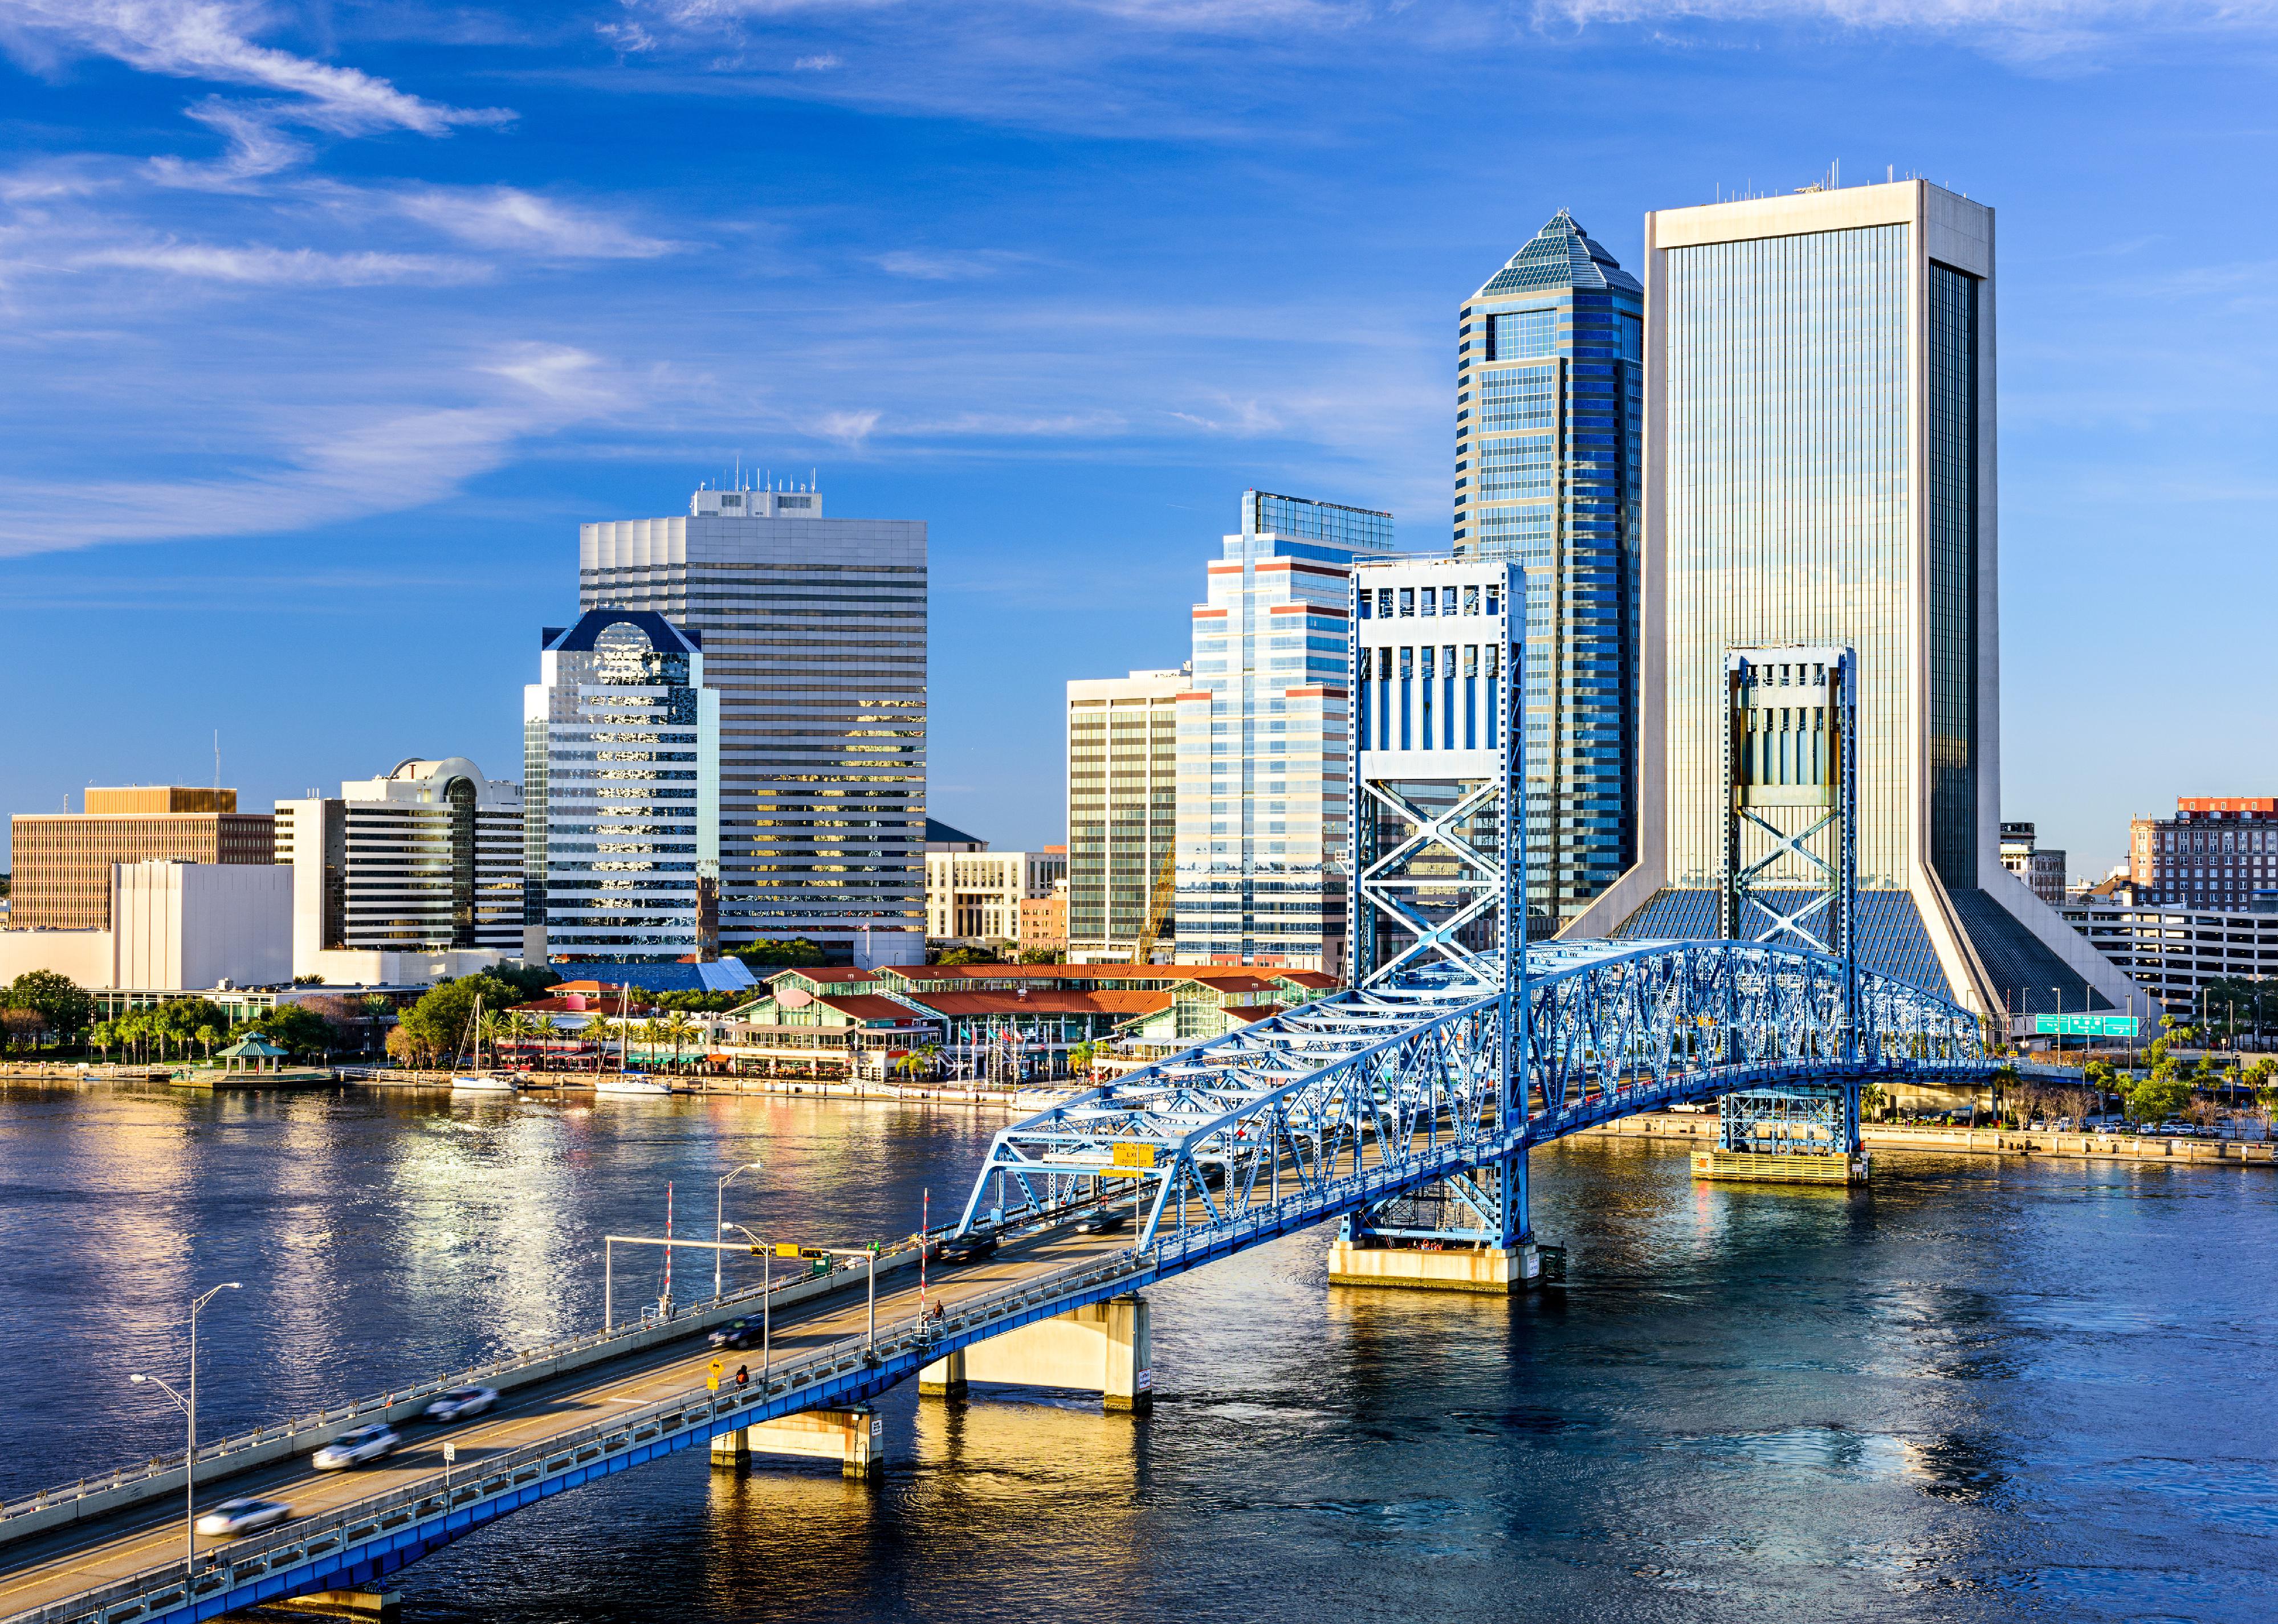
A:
3 1083 2274 1622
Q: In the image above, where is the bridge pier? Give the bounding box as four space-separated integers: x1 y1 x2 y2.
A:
1692 1082 1869 1185
924 1295 1152 1411
1329 1148 1551 1294
259 1592 401 1623
727 1406 883 1478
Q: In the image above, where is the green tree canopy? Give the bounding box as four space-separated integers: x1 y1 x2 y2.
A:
396 974 527 1065
732 938 827 969
5 970 95 1040
2126 1071 2194 1124
252 1005 337 1059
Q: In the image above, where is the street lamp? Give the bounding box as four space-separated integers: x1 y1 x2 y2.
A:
722 1222 773 1380
714 1161 764 1302
129 1282 241 1574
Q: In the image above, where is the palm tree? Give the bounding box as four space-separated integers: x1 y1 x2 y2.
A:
584 1014 617 1072
478 1007 508 1066
196 1024 222 1066
661 1013 698 1074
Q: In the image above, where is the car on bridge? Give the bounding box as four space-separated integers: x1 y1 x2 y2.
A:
425 1385 498 1422
708 1317 765 1350
194 1498 292 1537
1075 1206 1132 1235
927 1233 999 1266
313 1425 401 1470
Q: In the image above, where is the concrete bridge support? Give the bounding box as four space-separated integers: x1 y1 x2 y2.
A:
919 1295 1152 1411
1330 1148 1550 1294
712 1407 882 1478
1327 1237 1544 1293
258 1593 401 1623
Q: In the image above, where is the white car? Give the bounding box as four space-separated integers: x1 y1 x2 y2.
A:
425 1385 497 1423
312 1424 400 1470
194 1497 292 1537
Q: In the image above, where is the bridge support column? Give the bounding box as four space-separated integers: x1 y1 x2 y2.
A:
259 1593 401 1623
740 1406 882 1477
710 1427 751 1470
919 1348 968 1400
1693 1083 1868 1184
1329 1149 1549 1293
956 1295 1152 1411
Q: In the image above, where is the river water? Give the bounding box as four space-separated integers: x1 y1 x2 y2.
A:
1 1079 2272 1622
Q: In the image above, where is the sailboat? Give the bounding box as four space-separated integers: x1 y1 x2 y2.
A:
593 981 671 1095
451 994 517 1092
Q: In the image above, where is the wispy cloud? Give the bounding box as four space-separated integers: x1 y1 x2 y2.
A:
144 97 308 190
873 248 1024 280
0 344 636 557
76 240 488 285
395 186 680 260
791 51 841 68
0 1 511 136
814 409 882 446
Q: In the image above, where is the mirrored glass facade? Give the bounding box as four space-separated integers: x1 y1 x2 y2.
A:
524 610 720 964
1457 211 1643 935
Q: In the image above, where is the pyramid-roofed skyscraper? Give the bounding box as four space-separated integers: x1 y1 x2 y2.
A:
1457 210 1643 936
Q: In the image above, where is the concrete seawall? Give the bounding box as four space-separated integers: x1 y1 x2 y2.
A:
1583 1112 2277 1166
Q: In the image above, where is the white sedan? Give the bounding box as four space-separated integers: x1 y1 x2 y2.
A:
312 1424 400 1471
194 1497 292 1537
425 1385 498 1423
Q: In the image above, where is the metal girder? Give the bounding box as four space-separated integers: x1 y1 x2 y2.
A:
955 938 1987 1252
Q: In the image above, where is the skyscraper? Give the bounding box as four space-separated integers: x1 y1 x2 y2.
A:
275 758 522 974
1569 179 2139 1022
1065 669 1184 962
524 609 720 965
579 487 927 969
1173 490 1394 972
1456 211 1643 938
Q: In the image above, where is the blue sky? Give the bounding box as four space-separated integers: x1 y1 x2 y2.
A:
1 1 2273 879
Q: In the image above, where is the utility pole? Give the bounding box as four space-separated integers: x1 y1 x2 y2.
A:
129 1283 241 1574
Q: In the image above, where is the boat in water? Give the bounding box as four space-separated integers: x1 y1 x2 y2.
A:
449 994 519 1092
593 1073 671 1097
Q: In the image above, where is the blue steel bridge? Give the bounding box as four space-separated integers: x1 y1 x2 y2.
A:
0 566 1994 1624
0 935 1988 1624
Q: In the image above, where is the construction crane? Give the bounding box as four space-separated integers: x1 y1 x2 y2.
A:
1131 843 1177 965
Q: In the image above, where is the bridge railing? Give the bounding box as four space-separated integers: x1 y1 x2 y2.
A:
0 1239 922 1539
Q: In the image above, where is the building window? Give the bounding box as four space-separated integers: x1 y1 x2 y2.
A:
1488 309 1556 361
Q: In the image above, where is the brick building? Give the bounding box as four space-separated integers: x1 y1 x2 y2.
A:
9 788 274 931
2128 797 2278 910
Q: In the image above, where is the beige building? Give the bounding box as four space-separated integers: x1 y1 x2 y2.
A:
1068 670 1185 962
1998 822 2067 908
926 847 1067 942
9 788 274 931
1021 880 1069 950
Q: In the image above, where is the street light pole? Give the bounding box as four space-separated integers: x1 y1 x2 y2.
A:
129 1282 241 1574
714 1161 763 1303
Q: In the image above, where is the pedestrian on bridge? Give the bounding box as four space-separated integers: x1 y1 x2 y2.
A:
735 1364 749 1388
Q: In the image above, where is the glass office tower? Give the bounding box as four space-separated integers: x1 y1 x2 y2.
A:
1456 211 1643 937
1173 489 1395 972
1568 179 2140 1024
524 609 720 964
580 487 926 969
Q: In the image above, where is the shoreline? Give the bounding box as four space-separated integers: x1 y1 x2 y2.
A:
1582 1110 2277 1167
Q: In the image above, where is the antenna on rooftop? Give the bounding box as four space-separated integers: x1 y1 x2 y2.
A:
214 729 221 791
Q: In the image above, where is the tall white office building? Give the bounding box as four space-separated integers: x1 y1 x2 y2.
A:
275 757 523 978
580 487 926 970
1066 670 1185 962
1173 490 1395 973
524 610 720 965
1569 178 2137 1023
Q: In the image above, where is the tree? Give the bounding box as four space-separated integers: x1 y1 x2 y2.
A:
1067 1040 1097 1079
396 974 525 1066
88 1020 116 1061
937 945 999 967
654 990 743 1014
661 1012 698 1072
5 970 95 1050
486 962 562 1003
2127 1070 2193 1125
732 938 826 969
254 1005 336 1060
1017 945 1065 964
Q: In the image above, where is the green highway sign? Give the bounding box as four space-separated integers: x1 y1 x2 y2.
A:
2030 1013 2137 1037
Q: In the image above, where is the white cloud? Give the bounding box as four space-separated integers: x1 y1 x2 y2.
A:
75 240 489 285
0 345 633 557
814 409 881 445
396 186 680 260
791 51 841 68
0 1 510 136
143 98 308 190
873 248 1022 280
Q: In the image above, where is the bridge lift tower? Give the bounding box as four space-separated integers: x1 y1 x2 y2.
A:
1706 645 1868 1183
1333 557 1544 1291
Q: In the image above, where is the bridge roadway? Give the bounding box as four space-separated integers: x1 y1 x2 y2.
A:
0 1221 1130 1623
